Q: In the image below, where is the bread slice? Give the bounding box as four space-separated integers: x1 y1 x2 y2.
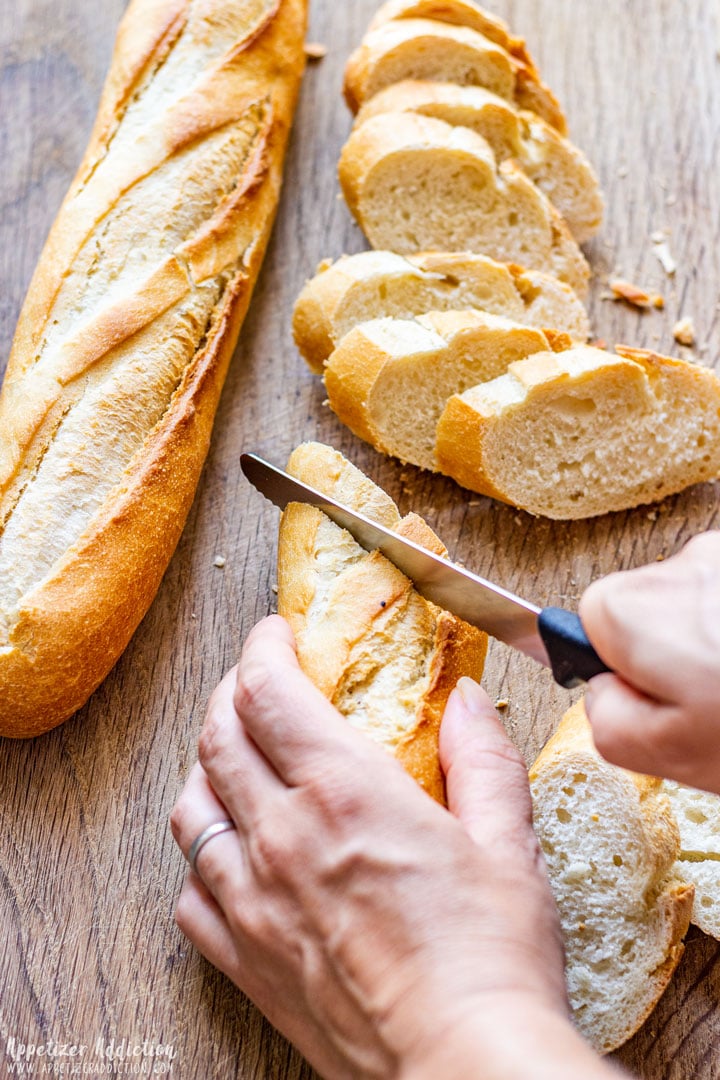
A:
366 0 566 131
661 781 720 940
292 250 590 373
356 81 603 241
338 112 590 295
344 15 565 133
324 311 556 470
435 345 720 519
530 700 694 1054
277 442 488 804
368 0 536 70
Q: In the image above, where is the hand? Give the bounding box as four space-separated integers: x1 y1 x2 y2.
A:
171 616 614 1079
580 531 720 792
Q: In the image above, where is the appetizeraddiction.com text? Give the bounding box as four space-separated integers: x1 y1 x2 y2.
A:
4 1038 176 1075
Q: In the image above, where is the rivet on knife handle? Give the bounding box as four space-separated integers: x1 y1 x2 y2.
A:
537 608 611 689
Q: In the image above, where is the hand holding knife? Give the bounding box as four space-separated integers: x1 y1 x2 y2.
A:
241 453 611 689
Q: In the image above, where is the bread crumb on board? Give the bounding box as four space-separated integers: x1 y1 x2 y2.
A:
651 238 677 276
495 699 509 710
673 317 696 347
213 556 226 568
304 41 328 60
605 279 665 310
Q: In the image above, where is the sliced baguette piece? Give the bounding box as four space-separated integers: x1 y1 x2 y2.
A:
343 16 566 133
436 345 720 519
661 781 720 939
338 111 590 295
530 700 693 1054
293 250 590 373
356 81 603 241
277 441 488 804
324 311 556 470
366 0 565 130
368 0 536 70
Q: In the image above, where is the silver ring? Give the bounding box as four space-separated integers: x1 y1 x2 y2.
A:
188 819 236 875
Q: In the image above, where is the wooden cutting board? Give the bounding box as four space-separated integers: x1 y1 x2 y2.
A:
1 1 719 1075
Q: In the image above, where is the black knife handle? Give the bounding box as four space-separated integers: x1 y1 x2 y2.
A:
537 607 612 689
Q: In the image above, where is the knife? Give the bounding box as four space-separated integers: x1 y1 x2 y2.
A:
241 453 611 689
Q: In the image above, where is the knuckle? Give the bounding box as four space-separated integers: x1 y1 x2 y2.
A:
303 760 368 822
198 699 231 766
246 806 295 882
174 888 194 937
235 657 276 719
169 798 189 845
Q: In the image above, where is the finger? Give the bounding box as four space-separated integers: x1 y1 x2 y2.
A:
229 615 385 787
579 545 715 705
584 674 705 785
439 677 535 852
170 761 248 902
175 873 242 983
171 761 234 857
197 664 285 826
176 880 354 1080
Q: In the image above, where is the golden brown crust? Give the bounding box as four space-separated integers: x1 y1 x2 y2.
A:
338 111 589 295
531 700 694 1053
435 392 508 501
397 610 488 803
344 11 566 133
0 0 308 736
322 327 402 451
278 443 487 805
435 345 720 515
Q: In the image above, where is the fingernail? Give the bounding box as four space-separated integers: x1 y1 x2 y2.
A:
456 676 486 714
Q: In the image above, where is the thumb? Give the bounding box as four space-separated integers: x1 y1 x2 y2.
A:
439 678 534 850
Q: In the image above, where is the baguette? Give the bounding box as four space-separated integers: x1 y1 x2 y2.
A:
356 81 603 241
661 781 720 940
324 311 556 470
344 14 565 133
368 0 536 70
0 0 308 737
530 700 693 1054
338 111 590 295
435 345 720 519
277 442 488 804
292 250 590 373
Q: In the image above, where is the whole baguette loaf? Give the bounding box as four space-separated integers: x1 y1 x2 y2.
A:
435 345 720 518
356 80 603 241
292 250 589 372
530 700 693 1054
324 310 560 470
277 442 488 804
0 0 308 737
338 111 590 295
344 13 565 133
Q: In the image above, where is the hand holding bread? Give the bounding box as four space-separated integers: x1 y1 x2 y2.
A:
172 614 615 1080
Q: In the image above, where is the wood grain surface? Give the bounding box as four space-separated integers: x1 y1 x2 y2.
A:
1 0 720 1076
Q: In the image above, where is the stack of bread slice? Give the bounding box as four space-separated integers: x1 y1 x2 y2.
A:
338 0 604 290
291 0 720 517
277 444 704 1053
293 249 590 372
294 265 720 517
